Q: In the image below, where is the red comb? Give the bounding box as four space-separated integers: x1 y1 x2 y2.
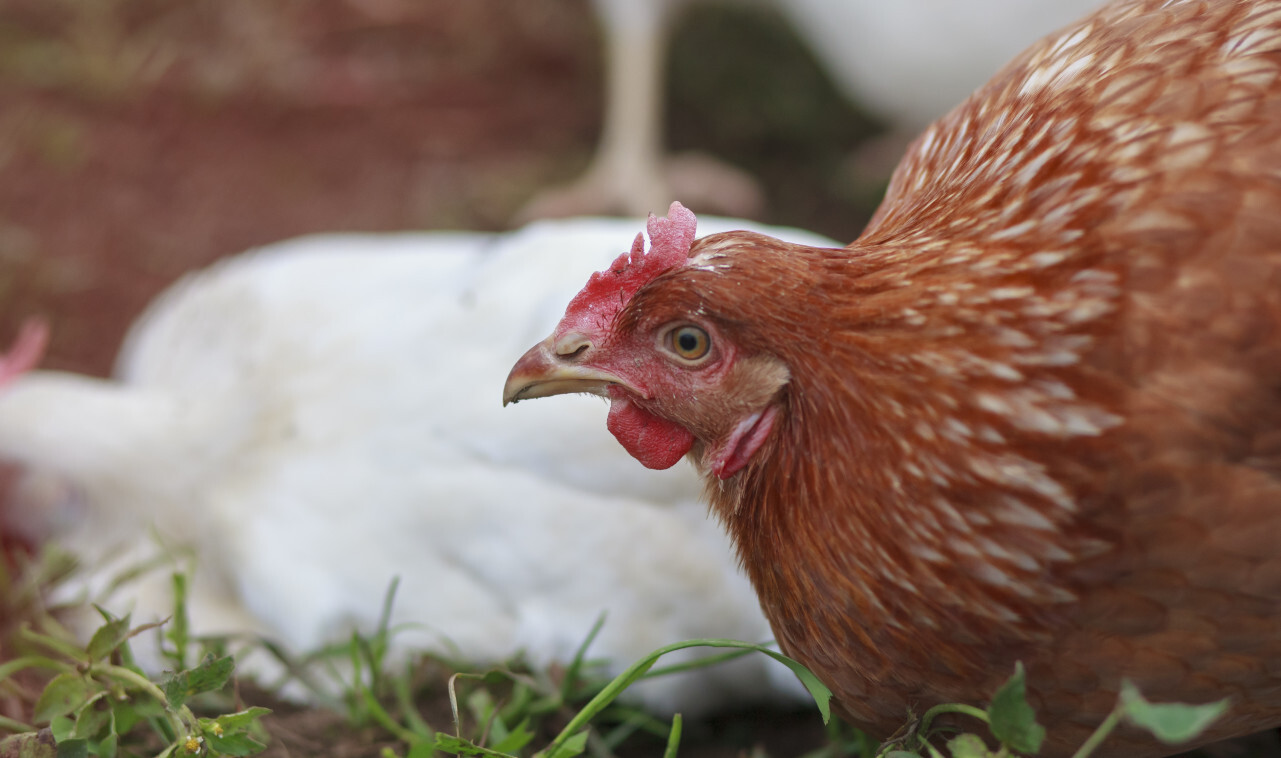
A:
559 202 698 334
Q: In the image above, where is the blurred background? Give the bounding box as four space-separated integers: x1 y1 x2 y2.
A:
0 2 1141 754
0 0 891 379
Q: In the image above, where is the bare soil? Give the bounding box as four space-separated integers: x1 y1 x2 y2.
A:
0 0 877 378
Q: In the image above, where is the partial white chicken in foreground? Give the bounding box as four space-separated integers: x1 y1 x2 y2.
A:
0 215 837 714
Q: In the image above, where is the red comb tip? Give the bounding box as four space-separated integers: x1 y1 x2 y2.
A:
560 202 699 333
645 202 698 267
0 318 49 386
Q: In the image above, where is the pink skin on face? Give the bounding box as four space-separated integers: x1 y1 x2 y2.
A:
709 406 779 480
537 202 778 479
594 332 779 479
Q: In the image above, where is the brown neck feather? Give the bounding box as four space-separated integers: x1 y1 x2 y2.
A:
691 234 1125 678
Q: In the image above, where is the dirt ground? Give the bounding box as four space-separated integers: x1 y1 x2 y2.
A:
0 1 880 755
240 680 838 758
0 0 878 378
0 1 599 375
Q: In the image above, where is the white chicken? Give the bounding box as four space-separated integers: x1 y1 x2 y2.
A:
0 214 838 715
519 0 1107 220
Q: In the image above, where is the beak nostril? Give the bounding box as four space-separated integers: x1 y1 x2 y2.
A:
554 333 592 360
504 332 629 406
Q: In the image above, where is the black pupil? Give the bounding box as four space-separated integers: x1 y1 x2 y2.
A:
678 331 699 353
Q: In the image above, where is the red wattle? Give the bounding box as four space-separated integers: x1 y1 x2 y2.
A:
605 388 694 470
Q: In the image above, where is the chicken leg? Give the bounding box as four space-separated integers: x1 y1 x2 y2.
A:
516 0 764 222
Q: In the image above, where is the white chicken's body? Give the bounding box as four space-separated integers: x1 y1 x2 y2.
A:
0 216 837 714
773 0 1108 130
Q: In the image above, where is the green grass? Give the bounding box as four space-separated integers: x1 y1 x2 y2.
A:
0 549 270 758
0 550 1230 758
875 662 1228 758
292 580 840 758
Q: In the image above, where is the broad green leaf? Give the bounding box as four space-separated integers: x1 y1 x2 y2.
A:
946 733 992 758
433 733 516 757
201 710 271 757
406 741 439 758
209 707 272 733
85 615 132 662
95 732 118 758
204 732 267 757
34 675 93 724
987 663 1044 754
185 654 235 696
110 702 141 736
541 730 588 758
466 688 499 733
163 654 234 708
489 719 535 755
49 717 73 742
129 697 166 718
881 752 924 758
70 698 110 740
163 674 188 710
53 737 87 758
1119 681 1228 745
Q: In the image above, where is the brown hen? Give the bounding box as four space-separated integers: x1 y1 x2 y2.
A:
504 0 1281 754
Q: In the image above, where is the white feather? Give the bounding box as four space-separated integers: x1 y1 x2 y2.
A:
0 215 837 715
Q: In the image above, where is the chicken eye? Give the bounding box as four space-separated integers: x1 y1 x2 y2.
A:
669 325 710 361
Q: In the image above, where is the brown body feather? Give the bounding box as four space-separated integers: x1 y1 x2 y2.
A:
693 1 1281 752
507 1 1281 754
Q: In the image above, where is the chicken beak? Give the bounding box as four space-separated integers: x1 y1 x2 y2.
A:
503 334 626 406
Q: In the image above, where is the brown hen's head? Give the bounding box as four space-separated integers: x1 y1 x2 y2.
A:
505 202 825 479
